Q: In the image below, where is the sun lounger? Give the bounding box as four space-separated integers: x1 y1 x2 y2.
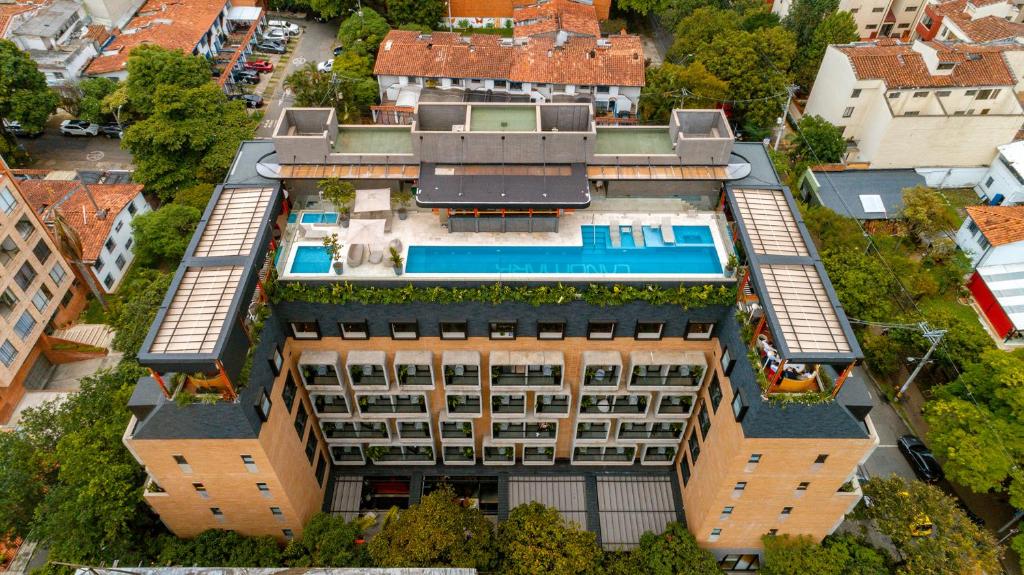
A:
368 246 384 264
632 220 643 246
609 222 621 247
347 244 365 267
661 217 675 244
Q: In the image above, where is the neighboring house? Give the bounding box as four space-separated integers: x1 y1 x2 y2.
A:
373 30 645 114
804 39 1024 169
974 140 1024 205
447 0 611 29
84 0 265 91
773 0 926 39
798 168 927 219
512 0 600 39
8 0 100 85
914 0 1024 42
0 2 41 39
956 205 1024 340
17 175 149 294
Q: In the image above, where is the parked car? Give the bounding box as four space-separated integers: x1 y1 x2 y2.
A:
333 45 343 56
3 120 42 138
244 59 273 72
897 435 944 483
59 120 99 136
267 20 301 36
316 59 333 73
262 28 290 42
230 93 263 108
232 70 260 85
255 40 286 54
99 122 124 138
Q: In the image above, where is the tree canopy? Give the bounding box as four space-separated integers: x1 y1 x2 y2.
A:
603 522 719 574
497 502 604 575
783 0 840 49
901 186 959 239
130 204 203 267
762 533 891 575
789 114 846 164
639 62 728 123
794 10 858 90
283 513 371 567
386 0 445 29
157 530 284 567
0 40 58 132
0 430 53 543
337 8 391 57
107 269 173 357
122 45 212 117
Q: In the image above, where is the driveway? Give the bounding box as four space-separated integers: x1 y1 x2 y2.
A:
21 116 133 171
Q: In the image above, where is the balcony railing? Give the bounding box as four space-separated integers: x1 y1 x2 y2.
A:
370 447 434 462
397 365 433 387
323 424 387 439
447 396 481 414
574 448 636 462
619 429 681 440
301 365 341 387
493 423 556 440
444 446 475 462
644 448 676 462
583 368 620 387
444 365 480 387
314 395 349 414
536 398 570 414
657 396 693 414
484 446 514 462
331 447 364 461
349 366 388 386
361 397 427 413
580 396 648 414
492 372 527 386
492 397 526 414
441 422 474 439
523 447 554 462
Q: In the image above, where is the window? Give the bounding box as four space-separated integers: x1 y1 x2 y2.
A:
719 554 760 571
305 430 319 463
282 371 297 412
94 257 104 273
921 15 933 26
128 201 138 215
256 388 272 422
977 89 998 100
0 187 16 214
768 529 778 536
290 321 320 340
489 321 516 340
797 481 810 491
780 506 793 517
979 234 991 250
635 321 664 340
315 453 327 486
115 254 126 270
125 238 133 250
849 7 858 12
174 454 192 474
440 321 467 339
697 404 711 440
257 482 270 496
981 109 990 115
509 81 523 91
103 274 113 289
966 89 977 96
269 344 284 376
746 453 762 472
913 91 928 98
32 285 52 312
494 80 508 89
936 90 951 97
888 91 901 98
734 481 747 491
210 507 224 518
105 237 116 253
680 454 691 486
937 62 955 71
871 6 883 11
709 374 723 412
850 89 861 98
709 528 722 542
731 389 747 421
270 506 283 518
587 321 616 340
15 261 37 291
340 320 368 339
720 347 734 375
903 111 919 117
842 107 854 118
15 215 33 240
721 506 734 519
241 454 258 473
282 529 294 540
537 321 565 340
0 340 18 367
294 403 308 439
688 432 701 463
815 454 828 464
0 288 17 320
49 263 67 285
390 320 419 340
193 483 208 498
865 23 877 29
985 176 995 188
32 240 51 264
684 321 714 340
114 220 123 233
14 311 37 340
60 289 73 308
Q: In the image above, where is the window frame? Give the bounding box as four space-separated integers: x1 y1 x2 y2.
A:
0 339 17 367
680 453 691 486
268 343 283 376
489 320 517 340
389 320 419 340
709 374 723 413
720 347 735 375
281 370 297 413
697 403 711 440
587 320 616 340
634 321 665 340
294 402 308 439
339 320 369 340
537 320 566 340
687 432 701 463
732 388 748 422
440 320 468 340
290 320 321 340
256 388 272 422
684 320 715 340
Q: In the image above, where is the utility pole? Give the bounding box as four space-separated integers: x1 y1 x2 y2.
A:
678 88 690 109
895 323 946 401
773 84 798 152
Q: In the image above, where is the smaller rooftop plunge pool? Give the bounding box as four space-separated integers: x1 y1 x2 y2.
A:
290 245 332 274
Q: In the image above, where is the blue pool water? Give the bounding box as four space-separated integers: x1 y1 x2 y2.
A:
300 212 338 224
406 225 721 275
291 245 332 274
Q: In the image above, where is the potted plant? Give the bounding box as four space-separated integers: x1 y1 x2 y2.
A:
322 233 343 275
691 364 704 382
499 447 511 458
448 395 462 411
358 396 369 410
318 179 355 228
544 447 554 458
397 364 409 384
725 253 739 276
349 365 361 385
423 446 433 459
392 189 413 220
389 246 404 276
461 421 472 435
462 446 474 459
670 422 683 434
581 395 594 410
366 445 387 461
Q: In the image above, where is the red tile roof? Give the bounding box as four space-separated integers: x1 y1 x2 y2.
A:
0 2 38 37
837 40 1021 88
512 0 600 38
374 30 645 87
85 0 226 75
932 0 1024 42
967 205 1024 246
18 180 144 261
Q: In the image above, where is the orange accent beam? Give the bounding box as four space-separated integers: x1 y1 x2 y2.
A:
149 368 171 398
749 315 766 349
831 362 857 398
769 359 786 388
736 269 750 303
216 360 237 401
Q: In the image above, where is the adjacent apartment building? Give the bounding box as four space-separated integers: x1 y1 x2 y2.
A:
5 0 100 85
773 0 926 39
122 103 877 568
975 140 1024 205
446 0 612 28
956 205 1024 341
804 39 1024 169
914 0 1024 42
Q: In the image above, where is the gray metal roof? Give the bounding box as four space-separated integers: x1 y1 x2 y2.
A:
810 169 924 220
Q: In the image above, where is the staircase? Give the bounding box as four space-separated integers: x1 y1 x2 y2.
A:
51 324 115 351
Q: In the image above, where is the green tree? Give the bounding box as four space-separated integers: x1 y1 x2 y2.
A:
368 485 497 569
668 6 740 62
156 530 283 566
794 11 858 90
917 302 993 370
0 39 58 163
337 8 391 57
822 533 892 575
783 0 839 49
617 0 664 14
308 0 353 20
386 0 445 28
762 534 845 575
0 431 54 543
498 502 603 575
640 62 728 122
603 522 719 574
77 78 121 124
131 204 203 267
122 45 212 117
283 512 371 567
860 477 1001 575
172 182 216 211
789 114 845 164
107 269 173 357
821 248 899 322
900 186 959 239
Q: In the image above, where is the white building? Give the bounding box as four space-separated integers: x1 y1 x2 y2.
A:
974 141 1024 205
956 205 1024 341
8 0 99 85
804 39 1024 169
773 0 927 39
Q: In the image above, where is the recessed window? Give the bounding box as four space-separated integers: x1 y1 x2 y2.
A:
257 482 270 495
105 237 116 253
797 481 810 491
0 340 18 367
985 176 995 189
115 254 126 270
270 506 283 517
850 89 861 98
290 321 320 340
537 321 565 340
0 187 16 214
913 91 928 98
937 62 955 71
720 347 734 375
709 528 722 542
587 321 616 340
865 23 877 29
815 454 828 464
32 285 52 312
49 263 67 285
193 483 208 498
734 481 747 491
14 311 37 340
888 91 901 99
315 453 327 486
174 454 192 474
125 237 133 249
103 274 114 289
842 107 854 118
781 506 793 516
210 507 224 518
32 240 51 264
241 454 258 473
680 454 691 486
688 433 700 463
709 375 723 412
94 257 104 273
871 6 883 11
697 404 711 440
635 321 664 340
294 403 308 439
282 529 294 540
684 321 714 340
768 529 778 536
14 261 37 291
390 320 419 340
721 506 734 518
440 321 467 339
305 430 319 463
127 201 138 215
114 220 123 233
269 344 284 376
256 388 272 422
340 320 368 339
282 371 297 412
936 90 951 97
489 321 516 340
732 390 747 422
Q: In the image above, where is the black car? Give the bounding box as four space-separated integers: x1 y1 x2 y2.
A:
333 45 343 56
898 435 944 483
232 70 260 85
99 123 124 138
229 93 263 108
255 41 286 54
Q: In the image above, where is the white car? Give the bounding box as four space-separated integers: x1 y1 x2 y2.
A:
263 28 291 42
59 120 99 136
316 59 333 73
267 20 301 36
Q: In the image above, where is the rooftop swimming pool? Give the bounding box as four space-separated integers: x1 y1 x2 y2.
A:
291 245 332 274
406 225 721 275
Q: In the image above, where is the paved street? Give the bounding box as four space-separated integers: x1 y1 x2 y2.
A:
21 116 134 171
857 367 916 481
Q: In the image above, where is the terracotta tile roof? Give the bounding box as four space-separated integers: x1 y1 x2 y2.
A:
932 0 1024 42
966 205 1024 246
18 180 144 261
0 2 38 37
374 30 645 87
85 0 225 75
512 0 600 38
837 40 1021 88
82 23 112 43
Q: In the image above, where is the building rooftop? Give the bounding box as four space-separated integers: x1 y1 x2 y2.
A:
512 0 601 39
836 39 1022 88
807 169 926 220
966 204 1024 245
373 30 645 87
12 0 78 38
0 2 38 37
932 0 1024 42
334 127 415 154
593 128 675 155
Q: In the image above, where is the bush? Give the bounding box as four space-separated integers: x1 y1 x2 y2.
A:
498 502 603 575
172 182 216 211
156 530 283 566
283 513 370 567
131 204 202 268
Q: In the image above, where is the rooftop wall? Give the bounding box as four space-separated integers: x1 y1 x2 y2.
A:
673 110 734 166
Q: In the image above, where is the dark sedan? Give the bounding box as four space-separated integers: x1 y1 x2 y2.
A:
898 435 944 483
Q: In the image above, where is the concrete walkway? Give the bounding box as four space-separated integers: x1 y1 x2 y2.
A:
3 352 123 429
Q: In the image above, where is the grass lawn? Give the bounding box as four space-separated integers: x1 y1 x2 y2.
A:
937 188 980 225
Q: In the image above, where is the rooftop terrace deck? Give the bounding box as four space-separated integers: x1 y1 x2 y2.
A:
469 106 538 132
333 127 414 154
594 128 675 155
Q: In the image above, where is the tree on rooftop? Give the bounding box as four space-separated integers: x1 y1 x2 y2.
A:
336 7 390 58
639 62 728 123
794 11 858 91
788 114 846 164
385 0 445 30
497 502 603 575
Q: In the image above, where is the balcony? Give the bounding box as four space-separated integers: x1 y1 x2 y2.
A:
358 394 427 414
367 445 434 464
395 351 434 388
523 446 555 464
441 420 474 440
491 394 526 416
444 445 476 464
330 445 365 464
446 394 482 416
398 421 431 439
484 445 515 465
322 421 387 439
657 395 694 415
536 394 570 416
618 422 682 440
489 351 564 388
581 351 622 388
573 446 636 464
576 422 609 440
312 393 349 416
443 351 481 388
642 446 677 464
580 394 648 416
347 351 389 387
627 351 706 390
298 350 343 388
492 422 556 440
